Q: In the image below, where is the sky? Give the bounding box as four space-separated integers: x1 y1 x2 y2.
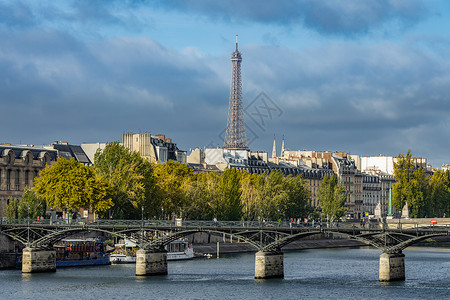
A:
1 0 450 167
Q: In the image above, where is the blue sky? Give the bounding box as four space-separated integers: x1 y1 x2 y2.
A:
1 0 450 167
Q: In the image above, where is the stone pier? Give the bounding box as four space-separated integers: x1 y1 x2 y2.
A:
135 249 168 276
379 252 405 282
22 247 56 273
254 251 284 279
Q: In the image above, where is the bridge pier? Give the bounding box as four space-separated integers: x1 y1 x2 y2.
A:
254 251 284 279
136 249 168 276
22 247 56 273
379 252 405 282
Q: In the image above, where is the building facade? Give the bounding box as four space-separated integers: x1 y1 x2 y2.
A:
82 132 187 165
0 145 57 217
123 132 187 163
362 174 381 217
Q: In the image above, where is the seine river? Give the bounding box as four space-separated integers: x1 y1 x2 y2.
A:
1 247 449 299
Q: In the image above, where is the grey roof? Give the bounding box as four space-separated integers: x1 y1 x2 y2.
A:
0 145 58 161
51 144 92 165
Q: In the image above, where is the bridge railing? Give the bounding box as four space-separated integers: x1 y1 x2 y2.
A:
2 218 320 229
3 218 449 232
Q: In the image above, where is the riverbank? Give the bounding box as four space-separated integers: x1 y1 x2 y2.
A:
193 239 365 256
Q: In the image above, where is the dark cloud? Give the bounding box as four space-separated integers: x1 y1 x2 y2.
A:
0 1 429 37
155 0 428 36
0 1 449 167
0 29 227 147
237 41 450 166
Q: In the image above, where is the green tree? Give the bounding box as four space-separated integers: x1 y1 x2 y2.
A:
215 168 242 220
428 170 450 217
240 172 259 220
393 150 429 217
183 172 218 220
94 142 156 219
34 158 112 214
284 175 311 219
255 171 291 221
392 150 415 210
317 174 346 223
408 167 428 218
4 197 20 220
6 189 47 220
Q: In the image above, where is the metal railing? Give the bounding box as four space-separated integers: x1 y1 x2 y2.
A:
2 218 449 231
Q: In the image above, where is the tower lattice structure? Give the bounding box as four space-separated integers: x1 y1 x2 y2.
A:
224 36 249 150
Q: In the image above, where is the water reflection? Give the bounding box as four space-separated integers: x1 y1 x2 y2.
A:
0 247 448 299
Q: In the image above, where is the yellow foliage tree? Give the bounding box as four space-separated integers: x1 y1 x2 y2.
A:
33 158 113 213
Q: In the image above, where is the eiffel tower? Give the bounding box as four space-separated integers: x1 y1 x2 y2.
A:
224 36 249 150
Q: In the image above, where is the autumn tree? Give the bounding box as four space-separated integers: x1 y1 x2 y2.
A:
34 158 112 214
153 160 194 219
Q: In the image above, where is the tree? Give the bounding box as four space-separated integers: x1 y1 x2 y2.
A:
428 170 450 217
393 150 429 217
34 158 112 213
153 160 194 219
392 150 415 210
284 174 311 219
254 171 288 221
408 167 428 218
183 172 218 220
240 172 259 220
94 142 156 219
215 168 242 220
318 174 346 223
5 189 47 220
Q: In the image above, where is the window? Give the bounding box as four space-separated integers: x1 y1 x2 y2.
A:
15 170 19 190
7 169 11 190
25 170 29 186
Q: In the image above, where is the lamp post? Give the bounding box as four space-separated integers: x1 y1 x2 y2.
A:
141 206 144 245
27 205 30 246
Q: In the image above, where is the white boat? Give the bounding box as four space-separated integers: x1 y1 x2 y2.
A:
166 240 194 261
110 239 194 264
110 253 136 264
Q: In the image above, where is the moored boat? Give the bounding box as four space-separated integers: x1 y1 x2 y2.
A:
110 239 194 264
166 240 194 261
15 239 110 268
55 239 110 267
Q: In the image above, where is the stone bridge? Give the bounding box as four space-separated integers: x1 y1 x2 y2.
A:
1 219 449 281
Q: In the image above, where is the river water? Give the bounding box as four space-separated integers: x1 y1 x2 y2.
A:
1 247 449 299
